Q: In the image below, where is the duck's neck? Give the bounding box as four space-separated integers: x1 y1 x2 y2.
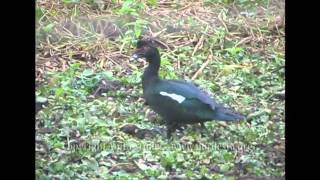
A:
142 51 160 86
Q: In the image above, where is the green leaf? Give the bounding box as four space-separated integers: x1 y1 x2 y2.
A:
100 71 113 79
70 62 81 70
82 69 94 77
62 0 80 4
36 96 48 103
133 19 148 38
100 151 111 157
53 141 64 148
55 88 64 97
82 158 99 171
51 162 65 172
176 153 185 162
227 176 236 180
147 0 158 6
134 26 142 38
36 8 44 22
223 152 234 161
220 164 230 172
225 47 244 56
43 23 55 33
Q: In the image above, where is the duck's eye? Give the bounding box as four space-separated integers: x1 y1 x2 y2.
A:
143 46 150 52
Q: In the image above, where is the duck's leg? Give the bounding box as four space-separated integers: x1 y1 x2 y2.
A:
173 123 184 131
200 122 206 129
166 121 178 139
200 122 209 136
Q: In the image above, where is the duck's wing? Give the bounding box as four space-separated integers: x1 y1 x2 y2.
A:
156 80 217 111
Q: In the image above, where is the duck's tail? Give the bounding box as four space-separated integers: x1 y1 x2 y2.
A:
212 106 245 121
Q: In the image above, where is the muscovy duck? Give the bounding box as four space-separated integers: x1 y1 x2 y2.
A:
132 39 245 138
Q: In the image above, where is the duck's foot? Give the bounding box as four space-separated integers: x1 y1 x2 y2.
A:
200 122 210 137
166 122 179 139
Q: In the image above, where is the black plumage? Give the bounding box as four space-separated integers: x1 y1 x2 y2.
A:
132 39 245 138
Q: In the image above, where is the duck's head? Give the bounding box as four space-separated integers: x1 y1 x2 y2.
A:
132 39 159 62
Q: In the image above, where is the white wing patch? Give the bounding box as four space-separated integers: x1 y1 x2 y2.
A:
160 91 186 103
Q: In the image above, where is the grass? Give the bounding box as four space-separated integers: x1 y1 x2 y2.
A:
36 0 285 179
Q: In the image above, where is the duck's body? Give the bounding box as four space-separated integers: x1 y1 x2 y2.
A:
133 39 245 138
144 79 216 122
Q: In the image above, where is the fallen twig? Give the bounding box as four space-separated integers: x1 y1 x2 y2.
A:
192 34 204 56
191 54 213 80
154 39 170 50
107 163 133 174
152 28 167 38
218 11 229 33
